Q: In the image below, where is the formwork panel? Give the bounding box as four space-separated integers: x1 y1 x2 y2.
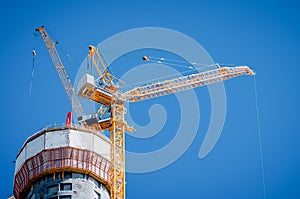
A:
15 148 26 174
69 130 94 151
26 134 45 160
45 130 69 149
94 134 110 160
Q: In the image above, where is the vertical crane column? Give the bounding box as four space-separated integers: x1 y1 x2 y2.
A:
110 100 126 199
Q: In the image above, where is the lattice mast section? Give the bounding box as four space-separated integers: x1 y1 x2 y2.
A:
110 100 126 199
87 46 132 199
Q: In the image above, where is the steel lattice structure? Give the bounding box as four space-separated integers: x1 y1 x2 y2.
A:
36 26 255 199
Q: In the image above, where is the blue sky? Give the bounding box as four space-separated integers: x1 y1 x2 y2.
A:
1 0 300 198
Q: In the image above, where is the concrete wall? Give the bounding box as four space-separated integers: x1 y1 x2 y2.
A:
15 127 110 174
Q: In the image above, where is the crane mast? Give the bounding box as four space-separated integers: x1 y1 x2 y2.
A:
86 46 133 199
35 26 85 121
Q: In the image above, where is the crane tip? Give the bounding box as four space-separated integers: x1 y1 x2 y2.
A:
245 66 256 76
250 70 256 76
35 26 44 32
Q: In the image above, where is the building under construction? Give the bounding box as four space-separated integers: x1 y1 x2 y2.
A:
13 125 111 199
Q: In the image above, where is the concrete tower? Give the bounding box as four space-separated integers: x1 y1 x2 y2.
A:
13 125 111 199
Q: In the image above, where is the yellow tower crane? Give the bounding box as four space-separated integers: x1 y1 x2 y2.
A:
36 26 255 199
78 49 255 199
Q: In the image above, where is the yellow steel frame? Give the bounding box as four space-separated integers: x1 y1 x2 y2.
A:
123 66 255 102
110 100 126 199
36 26 85 120
88 45 115 90
86 46 132 199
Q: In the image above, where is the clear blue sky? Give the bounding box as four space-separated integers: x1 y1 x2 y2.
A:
1 0 300 198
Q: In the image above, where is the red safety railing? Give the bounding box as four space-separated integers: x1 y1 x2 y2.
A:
13 147 110 199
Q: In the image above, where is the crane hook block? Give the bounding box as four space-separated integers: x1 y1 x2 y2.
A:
143 56 150 61
32 50 37 57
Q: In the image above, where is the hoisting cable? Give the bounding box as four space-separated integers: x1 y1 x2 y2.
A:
29 50 37 95
144 55 238 68
143 55 240 71
147 59 219 71
145 55 217 69
147 60 194 69
149 56 207 66
120 67 198 90
99 47 241 69
121 56 236 90
254 76 267 199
